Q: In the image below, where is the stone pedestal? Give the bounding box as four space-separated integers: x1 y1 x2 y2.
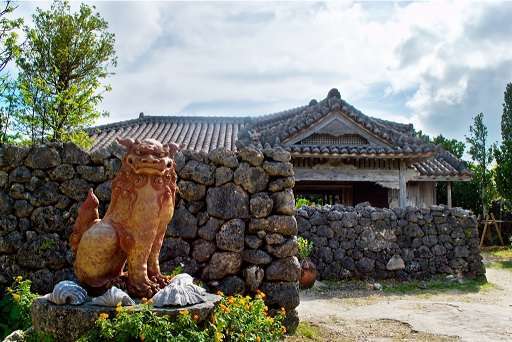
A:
31 294 221 342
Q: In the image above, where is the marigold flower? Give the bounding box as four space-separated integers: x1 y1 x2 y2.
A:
141 297 148 304
6 287 12 293
227 296 235 304
256 336 261 342
179 309 189 316
15 276 22 282
193 314 200 321
11 293 20 302
115 305 123 314
98 313 109 320
216 290 224 297
215 331 223 342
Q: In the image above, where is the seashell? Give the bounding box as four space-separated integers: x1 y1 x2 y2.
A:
152 273 207 307
91 286 135 307
44 281 87 305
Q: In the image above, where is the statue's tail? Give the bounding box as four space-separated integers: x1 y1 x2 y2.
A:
70 189 100 254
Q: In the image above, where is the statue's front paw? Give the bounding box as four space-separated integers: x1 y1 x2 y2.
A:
149 272 171 288
127 278 160 299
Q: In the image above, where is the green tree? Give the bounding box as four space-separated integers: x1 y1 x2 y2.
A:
15 0 116 146
466 113 495 216
0 1 22 71
494 83 512 205
432 134 465 159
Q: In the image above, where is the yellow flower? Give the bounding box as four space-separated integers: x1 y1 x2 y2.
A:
6 287 12 293
98 313 109 320
216 290 224 297
227 296 235 304
11 293 20 302
179 309 189 316
256 336 261 342
15 276 22 283
115 305 123 314
141 297 149 304
215 331 223 342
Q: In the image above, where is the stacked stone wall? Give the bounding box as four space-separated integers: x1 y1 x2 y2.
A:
0 142 300 328
297 204 485 280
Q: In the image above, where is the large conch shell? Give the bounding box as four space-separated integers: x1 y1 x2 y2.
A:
44 281 87 305
152 273 207 307
91 286 135 307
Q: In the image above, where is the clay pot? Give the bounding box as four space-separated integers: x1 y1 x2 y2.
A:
299 258 317 289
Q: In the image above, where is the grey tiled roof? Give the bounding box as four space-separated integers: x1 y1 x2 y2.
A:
87 89 471 179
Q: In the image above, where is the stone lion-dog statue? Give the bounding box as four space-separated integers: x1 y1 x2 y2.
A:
70 138 180 298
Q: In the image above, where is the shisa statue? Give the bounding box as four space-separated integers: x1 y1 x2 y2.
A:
70 138 180 299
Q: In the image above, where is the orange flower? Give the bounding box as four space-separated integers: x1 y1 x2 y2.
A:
216 290 224 297
193 314 200 321
256 336 261 342
179 309 190 316
98 312 109 320
227 296 235 304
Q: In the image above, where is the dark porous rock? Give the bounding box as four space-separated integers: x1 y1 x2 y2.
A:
179 160 215 185
455 246 469 258
178 180 206 201
206 183 249 220
9 183 27 200
31 295 221 342
1 145 29 167
192 239 216 262
161 256 199 276
29 268 55 294
215 275 245 295
62 142 90 165
17 234 67 270
250 193 273 218
248 218 268 233
174 151 186 172
356 257 375 274
267 147 291 163
262 161 294 177
0 171 7 188
245 235 262 249
159 238 190 261
266 237 298 258
265 257 300 282
238 145 264 166
215 166 233 186
261 281 300 310
267 215 298 236
242 249 272 265
0 231 22 254
30 182 61 207
0 191 13 215
31 206 66 233
89 148 111 164
268 177 295 192
208 252 241 279
234 163 269 194
187 201 205 214
197 212 209 226
104 158 121 178
14 200 33 218
272 189 295 215
25 146 61 169
60 179 91 201
216 219 245 252
168 207 198 239
0 215 17 234
49 164 75 181
386 255 405 271
9 166 32 183
283 308 300 335
198 217 224 241
244 265 264 292
265 233 285 245
94 180 112 202
209 148 239 168
76 165 106 183
342 212 358 227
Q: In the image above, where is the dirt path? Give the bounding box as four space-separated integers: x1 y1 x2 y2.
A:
297 255 512 341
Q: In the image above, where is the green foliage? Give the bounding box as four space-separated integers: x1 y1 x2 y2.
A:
14 0 116 146
0 276 39 339
0 1 23 71
494 83 512 203
431 134 465 159
297 236 314 260
466 113 495 216
79 293 285 342
295 197 312 208
381 276 491 294
39 238 57 252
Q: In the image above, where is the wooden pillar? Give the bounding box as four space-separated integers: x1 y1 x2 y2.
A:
447 181 452 208
399 160 407 208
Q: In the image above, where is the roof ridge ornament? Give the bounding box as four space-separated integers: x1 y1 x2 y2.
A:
327 88 341 99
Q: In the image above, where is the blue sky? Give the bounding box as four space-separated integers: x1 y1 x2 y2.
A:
16 1 512 145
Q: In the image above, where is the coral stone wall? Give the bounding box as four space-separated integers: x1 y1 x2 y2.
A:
296 204 485 280
0 142 300 329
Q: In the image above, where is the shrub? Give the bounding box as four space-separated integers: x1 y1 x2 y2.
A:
0 276 39 339
297 237 314 260
295 197 312 208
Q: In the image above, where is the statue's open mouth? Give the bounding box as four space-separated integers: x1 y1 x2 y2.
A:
133 162 167 175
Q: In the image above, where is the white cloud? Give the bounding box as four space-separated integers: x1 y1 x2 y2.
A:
13 1 512 146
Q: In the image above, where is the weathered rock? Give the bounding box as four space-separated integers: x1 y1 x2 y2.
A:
198 217 223 241
272 189 295 215
266 146 291 162
179 160 215 185
159 238 190 261
266 237 298 258
9 166 32 183
208 252 241 279
242 249 272 265
244 266 264 292
248 218 268 233
206 183 249 219
261 281 300 310
245 235 263 249
76 165 106 183
60 179 91 201
238 146 264 166
0 171 8 188
216 219 245 252
62 142 90 165
14 200 33 218
178 180 206 201
268 177 295 192
49 164 75 181
250 193 273 218
1 145 29 167
265 257 301 282
209 148 239 168
215 275 245 295
267 215 298 236
0 191 13 215
192 239 216 262
30 207 66 233
386 255 405 271
234 163 269 194
215 166 233 186
262 161 294 177
94 181 112 202
265 233 285 245
168 207 198 239
25 146 61 169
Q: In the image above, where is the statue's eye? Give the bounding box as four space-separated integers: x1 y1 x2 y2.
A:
135 150 142 155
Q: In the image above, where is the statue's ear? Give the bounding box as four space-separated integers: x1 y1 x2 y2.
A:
165 142 181 157
116 137 135 149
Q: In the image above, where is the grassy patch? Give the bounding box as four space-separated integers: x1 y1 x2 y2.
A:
294 322 321 340
485 247 512 259
382 276 492 295
487 260 512 270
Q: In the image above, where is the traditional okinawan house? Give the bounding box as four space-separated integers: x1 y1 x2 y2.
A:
88 88 471 208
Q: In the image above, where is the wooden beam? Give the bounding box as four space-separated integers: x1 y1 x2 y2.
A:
399 160 407 208
447 181 452 208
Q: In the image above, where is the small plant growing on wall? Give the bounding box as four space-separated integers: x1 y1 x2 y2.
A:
297 237 317 289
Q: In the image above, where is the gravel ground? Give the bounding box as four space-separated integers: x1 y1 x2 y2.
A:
293 252 512 341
